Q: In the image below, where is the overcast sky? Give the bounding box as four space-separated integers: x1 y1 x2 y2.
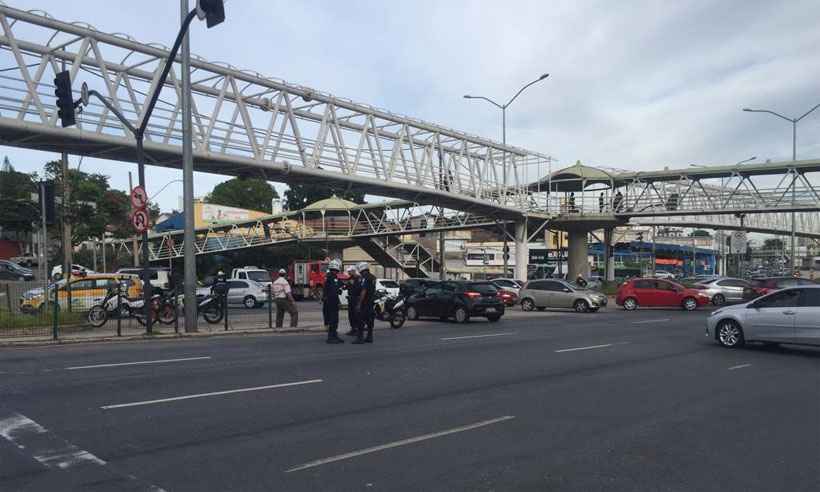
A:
3 0 820 212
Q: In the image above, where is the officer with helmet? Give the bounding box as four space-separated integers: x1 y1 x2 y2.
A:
344 264 362 337
323 259 344 344
353 261 376 344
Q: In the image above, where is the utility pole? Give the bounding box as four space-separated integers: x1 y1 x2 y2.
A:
438 231 446 281
181 0 197 332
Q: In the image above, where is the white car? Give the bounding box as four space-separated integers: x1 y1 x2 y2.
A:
705 285 820 348
653 271 676 280
51 264 94 281
490 278 522 295
376 278 400 297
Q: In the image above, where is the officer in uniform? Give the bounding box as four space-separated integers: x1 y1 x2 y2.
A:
211 270 229 305
344 265 362 337
322 259 344 344
353 262 376 344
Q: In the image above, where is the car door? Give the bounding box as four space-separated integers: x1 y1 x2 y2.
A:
546 281 573 308
794 288 820 345
717 279 745 301
227 280 247 304
522 281 546 307
745 288 800 342
652 280 679 307
632 279 656 306
413 285 440 317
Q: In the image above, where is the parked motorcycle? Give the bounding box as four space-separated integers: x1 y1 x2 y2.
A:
374 289 406 329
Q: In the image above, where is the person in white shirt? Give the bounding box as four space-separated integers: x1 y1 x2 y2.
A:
272 268 298 328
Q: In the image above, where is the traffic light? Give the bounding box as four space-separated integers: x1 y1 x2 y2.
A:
54 71 76 128
197 0 225 28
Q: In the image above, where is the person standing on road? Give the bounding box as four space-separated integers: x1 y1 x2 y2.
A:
323 259 344 344
272 268 298 328
353 262 376 344
344 265 362 337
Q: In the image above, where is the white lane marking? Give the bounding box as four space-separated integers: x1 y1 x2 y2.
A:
555 343 624 353
632 318 670 324
728 363 752 370
440 332 516 341
286 415 515 473
101 379 323 410
66 356 211 370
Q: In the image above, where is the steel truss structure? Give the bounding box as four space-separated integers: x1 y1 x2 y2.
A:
0 4 550 219
107 201 523 263
632 212 820 240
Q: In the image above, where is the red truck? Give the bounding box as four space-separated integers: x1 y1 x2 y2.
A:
288 260 349 303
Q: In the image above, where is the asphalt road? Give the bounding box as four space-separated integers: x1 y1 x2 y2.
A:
1 305 819 491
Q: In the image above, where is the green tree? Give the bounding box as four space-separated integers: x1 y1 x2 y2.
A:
284 183 365 211
763 238 784 251
204 177 279 212
0 159 38 237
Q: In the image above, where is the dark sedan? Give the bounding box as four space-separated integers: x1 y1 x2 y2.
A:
404 280 504 323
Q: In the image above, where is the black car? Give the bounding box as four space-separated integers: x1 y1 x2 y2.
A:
0 260 34 281
399 278 440 296
404 280 504 323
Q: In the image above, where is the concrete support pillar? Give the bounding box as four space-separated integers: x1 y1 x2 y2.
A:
604 227 615 282
567 229 589 280
514 221 528 281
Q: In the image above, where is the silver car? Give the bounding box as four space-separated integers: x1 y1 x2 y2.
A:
226 279 269 309
694 277 756 305
519 279 607 313
705 286 820 348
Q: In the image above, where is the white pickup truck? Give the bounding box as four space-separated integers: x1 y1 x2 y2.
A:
230 266 273 288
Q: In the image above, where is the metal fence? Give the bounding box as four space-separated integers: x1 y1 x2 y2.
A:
0 281 319 341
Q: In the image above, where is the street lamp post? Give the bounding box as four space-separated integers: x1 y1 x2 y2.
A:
464 73 549 275
743 103 820 273
77 1 224 333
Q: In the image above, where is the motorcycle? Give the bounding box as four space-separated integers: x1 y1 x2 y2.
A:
87 285 131 327
173 291 225 324
374 289 406 329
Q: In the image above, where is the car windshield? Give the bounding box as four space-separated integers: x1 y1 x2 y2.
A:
380 280 399 288
246 271 271 282
568 281 586 290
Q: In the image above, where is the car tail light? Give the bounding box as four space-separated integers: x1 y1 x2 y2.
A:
465 291 481 299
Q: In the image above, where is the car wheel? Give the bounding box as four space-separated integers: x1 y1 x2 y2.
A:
454 306 470 323
487 315 501 322
521 298 535 311
243 296 257 309
406 306 419 320
717 319 745 348
712 294 726 306
682 297 697 311
573 299 589 313
623 297 638 311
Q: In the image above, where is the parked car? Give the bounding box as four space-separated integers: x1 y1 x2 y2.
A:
0 260 34 281
706 286 820 348
693 277 759 305
490 278 522 295
616 278 710 311
519 279 607 313
51 264 94 281
749 276 817 296
20 273 142 314
117 267 172 291
9 255 37 267
376 278 400 297
399 278 440 296
403 280 504 323
225 279 269 309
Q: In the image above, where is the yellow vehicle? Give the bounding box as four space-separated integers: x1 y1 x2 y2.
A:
19 273 142 314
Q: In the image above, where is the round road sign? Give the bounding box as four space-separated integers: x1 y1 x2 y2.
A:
130 186 148 209
131 209 149 233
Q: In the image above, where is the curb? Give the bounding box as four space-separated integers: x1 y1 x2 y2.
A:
0 324 329 348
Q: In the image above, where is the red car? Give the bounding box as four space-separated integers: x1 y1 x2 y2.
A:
616 278 711 311
497 289 518 307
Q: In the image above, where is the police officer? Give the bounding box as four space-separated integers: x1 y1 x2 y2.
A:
344 265 362 337
323 259 344 344
353 262 376 344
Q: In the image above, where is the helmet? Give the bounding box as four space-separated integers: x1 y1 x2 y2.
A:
278 268 287 274
357 261 369 272
217 270 226 280
328 259 342 271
